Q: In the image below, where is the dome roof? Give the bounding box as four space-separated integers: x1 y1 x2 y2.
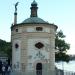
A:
21 1 48 24
22 17 48 24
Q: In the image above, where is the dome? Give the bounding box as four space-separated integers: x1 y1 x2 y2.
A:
22 17 48 24
21 1 48 24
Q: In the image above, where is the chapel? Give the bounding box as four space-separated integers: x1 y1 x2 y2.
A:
11 0 57 75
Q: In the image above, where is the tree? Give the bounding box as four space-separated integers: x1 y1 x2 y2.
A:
0 39 12 59
55 30 70 62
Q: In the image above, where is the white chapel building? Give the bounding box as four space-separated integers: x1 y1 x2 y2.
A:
11 0 57 75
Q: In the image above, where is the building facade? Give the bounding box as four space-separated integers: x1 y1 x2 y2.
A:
11 0 57 75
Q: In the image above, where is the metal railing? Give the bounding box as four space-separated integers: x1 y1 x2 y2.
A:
10 70 75 75
56 69 75 75
10 70 55 75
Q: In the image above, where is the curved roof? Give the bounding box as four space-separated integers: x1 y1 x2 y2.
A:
21 1 48 24
22 17 48 24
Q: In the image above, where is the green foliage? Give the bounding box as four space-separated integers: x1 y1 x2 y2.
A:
55 52 70 62
0 39 12 59
55 30 70 62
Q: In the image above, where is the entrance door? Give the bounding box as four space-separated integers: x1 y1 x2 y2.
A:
36 63 42 75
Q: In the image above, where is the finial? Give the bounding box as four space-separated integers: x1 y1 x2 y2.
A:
14 2 19 25
33 0 36 2
15 2 19 12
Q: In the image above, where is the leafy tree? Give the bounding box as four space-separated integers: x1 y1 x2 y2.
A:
0 39 12 59
55 30 70 62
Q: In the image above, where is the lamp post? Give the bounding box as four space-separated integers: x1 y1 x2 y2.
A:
57 47 64 75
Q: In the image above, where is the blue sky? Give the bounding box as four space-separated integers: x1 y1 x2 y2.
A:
0 0 75 54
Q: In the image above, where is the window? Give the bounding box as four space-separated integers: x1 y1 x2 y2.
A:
15 29 18 32
15 43 19 49
36 27 43 31
35 42 44 49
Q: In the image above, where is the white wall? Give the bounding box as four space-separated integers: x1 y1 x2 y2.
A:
12 40 21 70
27 27 50 33
26 38 50 70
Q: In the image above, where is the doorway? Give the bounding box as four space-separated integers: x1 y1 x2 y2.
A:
36 63 42 75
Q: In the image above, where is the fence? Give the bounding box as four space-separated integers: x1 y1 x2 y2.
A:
10 70 75 75
56 69 75 75
10 70 55 75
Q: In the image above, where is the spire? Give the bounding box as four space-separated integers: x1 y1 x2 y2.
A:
30 0 38 17
14 2 19 25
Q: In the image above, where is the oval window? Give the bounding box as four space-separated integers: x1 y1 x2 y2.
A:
15 43 19 48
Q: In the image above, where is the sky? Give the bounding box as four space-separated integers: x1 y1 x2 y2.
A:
0 0 75 55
